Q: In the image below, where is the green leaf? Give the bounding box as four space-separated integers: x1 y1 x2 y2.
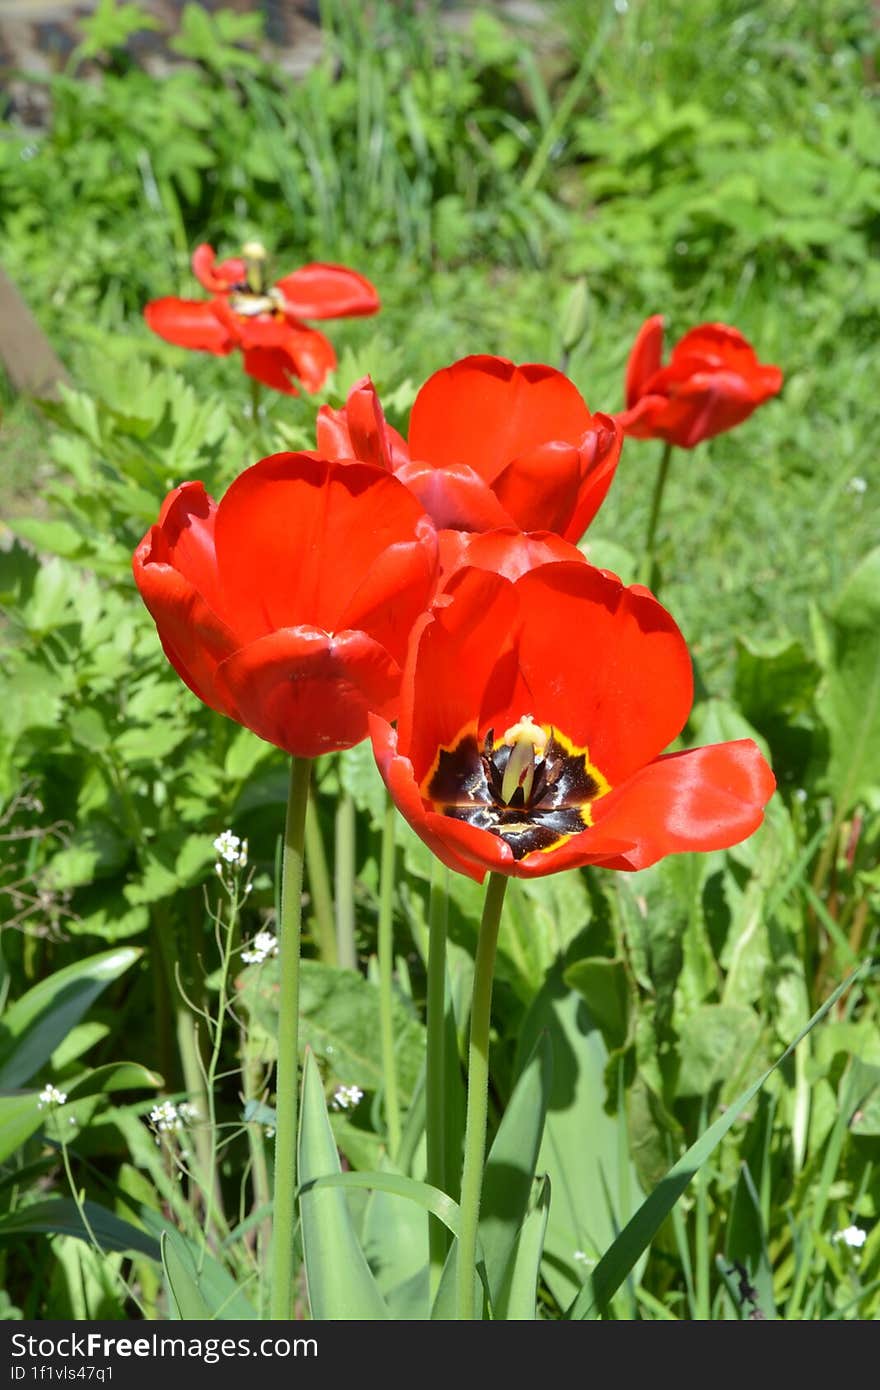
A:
480 1032 552 1309
0 1093 44 1163
818 546 880 811
676 1004 761 1098
725 1163 776 1320
64 1062 163 1101
514 965 643 1309
240 961 425 1103
565 957 630 1051
567 961 870 1318
496 1176 551 1320
0 1199 160 1259
298 1050 389 1320
0 947 141 1088
161 1228 257 1320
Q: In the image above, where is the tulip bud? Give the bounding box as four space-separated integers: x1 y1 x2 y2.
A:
560 278 591 357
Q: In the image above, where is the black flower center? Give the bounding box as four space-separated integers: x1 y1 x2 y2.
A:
423 715 609 860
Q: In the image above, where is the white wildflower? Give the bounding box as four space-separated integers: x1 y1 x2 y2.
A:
149 1101 182 1133
241 929 278 965
846 476 867 496
213 830 248 867
38 1084 67 1109
573 1250 592 1266
331 1084 364 1111
834 1225 867 1249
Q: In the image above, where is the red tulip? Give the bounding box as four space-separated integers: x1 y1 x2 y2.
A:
144 243 380 396
371 561 774 881
316 356 622 543
616 316 783 448
133 453 437 757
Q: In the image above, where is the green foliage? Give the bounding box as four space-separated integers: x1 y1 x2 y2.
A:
0 0 878 1322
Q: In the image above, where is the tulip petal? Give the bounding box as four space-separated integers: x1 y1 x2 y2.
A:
578 740 776 870
215 626 401 758
513 563 693 784
624 315 665 408
144 298 234 354
397 567 519 785
408 355 595 484
491 441 584 534
213 454 435 646
438 528 585 583
133 535 238 715
394 459 513 532
370 718 492 882
191 244 247 292
560 414 624 543
274 264 381 319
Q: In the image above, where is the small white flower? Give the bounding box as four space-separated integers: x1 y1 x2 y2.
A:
846 476 868 496
149 1101 185 1134
178 1102 199 1123
331 1084 364 1111
241 929 278 965
264 1126 275 1139
794 787 808 804
834 1225 867 1249
213 830 245 865
38 1084 67 1109
573 1250 592 1266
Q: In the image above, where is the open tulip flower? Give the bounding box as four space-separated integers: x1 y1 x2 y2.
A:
616 315 783 448
317 355 622 542
371 560 775 881
144 242 380 395
133 452 437 756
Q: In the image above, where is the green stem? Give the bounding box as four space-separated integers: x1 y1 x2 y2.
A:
378 798 401 1156
334 789 357 970
305 789 337 965
639 441 674 589
243 1049 272 1293
456 872 508 1321
249 377 267 455
426 863 450 1297
269 756 311 1322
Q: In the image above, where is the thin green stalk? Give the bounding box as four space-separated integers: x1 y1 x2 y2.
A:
639 441 674 589
456 872 508 1321
243 1049 272 1289
305 789 337 965
249 377 267 455
269 756 312 1322
334 789 357 970
378 797 401 1156
426 863 450 1297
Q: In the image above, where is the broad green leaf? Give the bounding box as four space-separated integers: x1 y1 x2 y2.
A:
515 965 643 1309
676 1004 761 1098
565 958 630 1050
240 960 425 1103
64 1062 163 1101
0 1093 44 1163
298 1050 389 1320
0 948 141 1088
480 1032 552 1308
0 1199 160 1259
363 1174 429 1319
818 546 880 811
161 1229 257 1320
568 961 870 1318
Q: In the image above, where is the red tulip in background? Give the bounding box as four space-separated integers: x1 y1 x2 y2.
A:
133 453 437 756
317 355 622 542
616 315 783 448
144 243 380 395
371 560 775 882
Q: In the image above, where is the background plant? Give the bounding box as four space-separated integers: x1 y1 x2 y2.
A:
0 0 878 1320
